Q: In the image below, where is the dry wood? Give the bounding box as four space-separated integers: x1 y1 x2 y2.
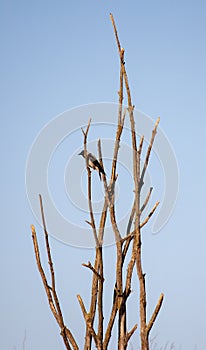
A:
140 117 160 190
81 118 99 247
81 119 104 349
31 219 78 350
140 201 160 228
77 295 100 349
31 13 164 350
110 13 163 350
127 324 138 342
140 187 153 215
82 261 104 282
147 293 164 336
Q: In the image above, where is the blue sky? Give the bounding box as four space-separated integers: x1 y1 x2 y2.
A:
1 0 206 349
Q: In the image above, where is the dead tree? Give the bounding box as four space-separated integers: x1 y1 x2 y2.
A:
30 14 164 350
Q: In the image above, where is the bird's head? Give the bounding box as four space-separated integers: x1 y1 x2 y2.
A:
78 150 85 157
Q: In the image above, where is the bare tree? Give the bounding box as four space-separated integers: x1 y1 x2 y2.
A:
30 14 164 350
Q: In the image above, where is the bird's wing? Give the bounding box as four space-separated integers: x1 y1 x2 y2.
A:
88 153 96 162
88 153 106 175
92 159 105 175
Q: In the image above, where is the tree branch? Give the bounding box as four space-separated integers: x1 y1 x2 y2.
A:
147 293 164 336
127 324 138 342
82 261 104 282
140 201 160 228
81 118 99 247
31 223 78 350
140 117 160 191
81 120 105 349
77 295 100 349
110 13 141 349
103 296 118 349
140 187 153 215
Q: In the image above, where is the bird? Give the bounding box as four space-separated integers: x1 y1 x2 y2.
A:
78 150 106 180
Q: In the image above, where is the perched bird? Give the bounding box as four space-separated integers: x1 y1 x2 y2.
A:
78 150 106 180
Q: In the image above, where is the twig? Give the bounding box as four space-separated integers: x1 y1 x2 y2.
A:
120 187 154 264
126 201 136 236
118 48 125 125
81 118 91 138
138 135 144 154
77 295 100 349
97 140 108 244
110 108 127 185
31 225 59 323
140 201 160 228
39 195 78 347
126 135 145 236
81 118 99 247
103 296 118 349
140 187 153 215
82 262 104 282
140 117 160 190
146 293 164 336
127 324 138 342
31 224 77 350
77 294 87 319
39 194 56 295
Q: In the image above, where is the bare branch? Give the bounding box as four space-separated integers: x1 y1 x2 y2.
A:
118 48 125 125
110 14 141 350
97 140 108 243
127 324 138 342
97 64 126 350
147 293 164 336
110 108 127 185
110 13 122 53
126 201 135 236
39 194 56 292
77 295 100 349
103 296 118 349
85 220 93 227
82 261 104 282
140 117 160 190
138 135 144 154
140 201 160 228
97 247 104 346
31 225 58 322
39 196 74 343
81 120 105 349
110 10 139 284
77 294 88 319
140 187 153 215
122 200 159 265
89 141 105 344
126 135 145 236
31 224 78 350
81 118 99 247
81 117 92 138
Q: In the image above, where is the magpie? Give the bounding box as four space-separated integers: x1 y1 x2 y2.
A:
78 150 106 180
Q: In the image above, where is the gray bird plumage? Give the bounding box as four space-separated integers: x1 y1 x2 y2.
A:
78 150 106 180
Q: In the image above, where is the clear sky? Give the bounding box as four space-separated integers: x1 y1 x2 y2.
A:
1 0 206 349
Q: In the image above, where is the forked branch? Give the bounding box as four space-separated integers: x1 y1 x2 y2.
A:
31 197 78 350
